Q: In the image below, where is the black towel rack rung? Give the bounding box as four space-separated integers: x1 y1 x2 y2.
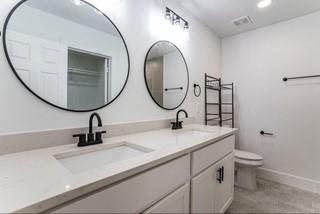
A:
283 75 320 82
205 73 234 128
207 117 220 121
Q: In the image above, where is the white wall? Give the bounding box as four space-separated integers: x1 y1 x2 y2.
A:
0 0 221 134
222 11 320 183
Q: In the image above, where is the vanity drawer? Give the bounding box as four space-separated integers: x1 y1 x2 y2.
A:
52 155 190 213
192 135 234 176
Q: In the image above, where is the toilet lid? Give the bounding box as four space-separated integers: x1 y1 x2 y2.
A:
235 150 263 161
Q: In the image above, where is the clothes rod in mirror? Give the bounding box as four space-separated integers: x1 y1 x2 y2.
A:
283 75 320 82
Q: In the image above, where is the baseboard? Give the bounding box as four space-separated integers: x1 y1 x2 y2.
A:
257 168 320 194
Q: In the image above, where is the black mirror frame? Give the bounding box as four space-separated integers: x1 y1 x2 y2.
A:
144 40 190 111
2 0 130 113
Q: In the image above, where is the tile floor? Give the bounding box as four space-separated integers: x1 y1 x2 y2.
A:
227 179 320 213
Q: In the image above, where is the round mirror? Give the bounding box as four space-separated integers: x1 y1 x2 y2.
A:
3 0 130 112
144 41 189 110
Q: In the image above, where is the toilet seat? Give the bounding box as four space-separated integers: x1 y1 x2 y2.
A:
235 158 264 167
235 150 263 161
235 150 264 167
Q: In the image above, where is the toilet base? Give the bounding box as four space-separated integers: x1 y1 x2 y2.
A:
235 165 258 190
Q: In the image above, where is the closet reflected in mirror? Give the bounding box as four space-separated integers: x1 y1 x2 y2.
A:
3 0 130 112
144 41 189 110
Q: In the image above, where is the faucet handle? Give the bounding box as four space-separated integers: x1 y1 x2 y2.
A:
95 131 107 144
171 122 177 129
171 121 183 130
73 134 87 147
171 122 180 130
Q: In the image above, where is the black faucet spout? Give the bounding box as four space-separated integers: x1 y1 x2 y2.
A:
89 113 102 134
171 109 189 130
176 109 188 124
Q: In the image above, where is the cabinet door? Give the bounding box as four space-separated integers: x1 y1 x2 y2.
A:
191 162 218 213
191 153 234 214
215 153 234 213
144 184 190 213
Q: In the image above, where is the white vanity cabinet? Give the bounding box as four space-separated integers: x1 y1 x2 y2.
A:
51 135 235 214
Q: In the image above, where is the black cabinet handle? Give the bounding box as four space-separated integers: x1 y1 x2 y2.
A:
221 166 224 182
217 167 224 183
260 131 274 136
217 168 222 183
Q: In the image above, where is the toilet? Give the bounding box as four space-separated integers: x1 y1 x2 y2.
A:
235 150 264 190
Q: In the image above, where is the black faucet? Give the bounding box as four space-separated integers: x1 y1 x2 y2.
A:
171 109 189 130
73 113 106 147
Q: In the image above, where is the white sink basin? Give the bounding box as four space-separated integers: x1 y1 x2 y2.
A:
54 142 153 174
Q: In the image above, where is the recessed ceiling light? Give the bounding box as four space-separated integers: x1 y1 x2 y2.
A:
257 0 272 8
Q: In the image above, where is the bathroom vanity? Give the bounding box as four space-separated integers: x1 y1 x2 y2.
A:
0 124 236 213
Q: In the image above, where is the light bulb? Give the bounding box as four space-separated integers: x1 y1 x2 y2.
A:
184 23 189 30
174 17 181 25
165 9 171 20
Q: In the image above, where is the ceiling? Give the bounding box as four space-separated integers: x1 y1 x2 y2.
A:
177 0 320 37
25 0 120 37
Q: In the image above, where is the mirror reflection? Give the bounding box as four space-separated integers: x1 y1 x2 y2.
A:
4 0 129 111
144 41 189 110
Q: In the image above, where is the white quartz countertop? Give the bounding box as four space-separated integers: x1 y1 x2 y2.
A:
0 124 236 213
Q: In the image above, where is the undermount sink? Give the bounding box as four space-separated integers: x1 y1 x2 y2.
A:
54 142 153 174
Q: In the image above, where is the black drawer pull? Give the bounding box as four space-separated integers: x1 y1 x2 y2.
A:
217 167 224 183
217 168 222 183
221 166 224 182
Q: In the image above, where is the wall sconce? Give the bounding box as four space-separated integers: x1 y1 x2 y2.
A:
165 7 189 30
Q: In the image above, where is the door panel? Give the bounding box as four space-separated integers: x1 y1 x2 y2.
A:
41 73 59 104
191 162 218 213
191 152 234 214
7 30 67 107
7 39 32 85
